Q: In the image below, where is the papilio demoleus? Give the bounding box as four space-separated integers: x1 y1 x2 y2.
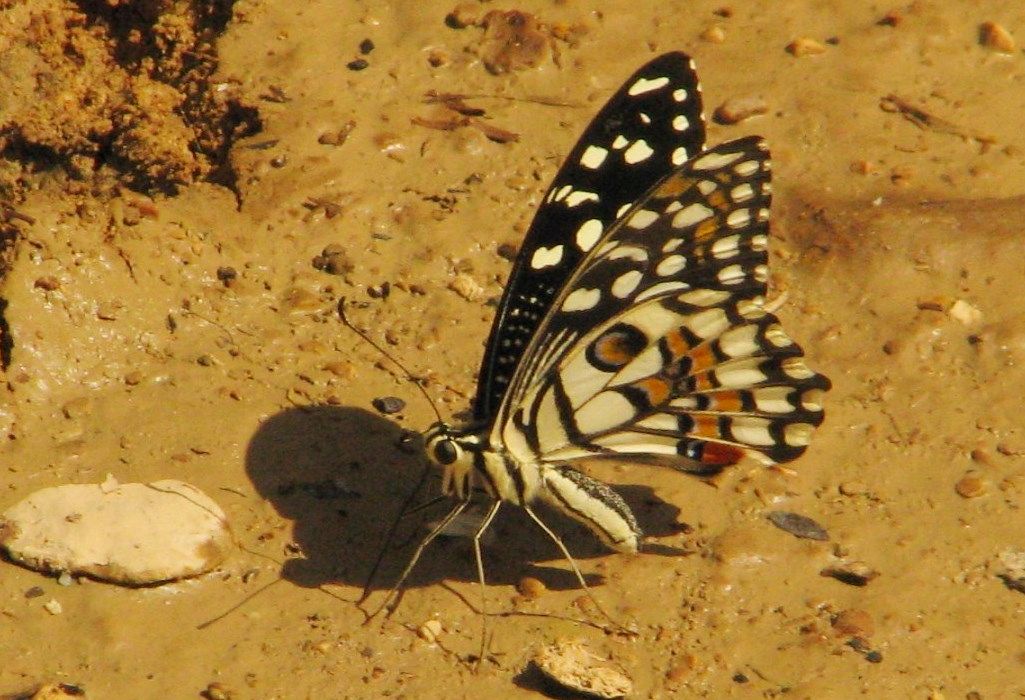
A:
369 51 830 617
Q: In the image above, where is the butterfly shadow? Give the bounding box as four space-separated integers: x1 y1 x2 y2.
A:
244 404 690 602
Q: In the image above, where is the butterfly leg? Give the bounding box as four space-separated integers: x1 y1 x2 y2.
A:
469 500 502 669
521 505 623 630
362 497 470 623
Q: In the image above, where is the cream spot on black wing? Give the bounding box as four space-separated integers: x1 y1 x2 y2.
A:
579 145 609 170
530 244 565 269
624 139 654 164
611 270 643 298
564 191 600 207
628 75 670 95
575 218 604 252
562 287 602 312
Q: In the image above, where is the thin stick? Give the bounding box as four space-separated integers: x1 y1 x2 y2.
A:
197 578 285 630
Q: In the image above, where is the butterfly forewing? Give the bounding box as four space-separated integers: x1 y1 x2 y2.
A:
473 53 706 423
496 136 831 469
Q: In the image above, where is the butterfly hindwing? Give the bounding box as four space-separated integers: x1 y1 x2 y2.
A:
496 136 831 469
473 53 706 422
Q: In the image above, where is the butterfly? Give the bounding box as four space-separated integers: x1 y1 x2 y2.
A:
358 51 830 620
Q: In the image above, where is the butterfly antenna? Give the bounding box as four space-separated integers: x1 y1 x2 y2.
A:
337 297 444 424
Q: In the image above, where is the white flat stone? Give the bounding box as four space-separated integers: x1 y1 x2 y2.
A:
0 479 231 585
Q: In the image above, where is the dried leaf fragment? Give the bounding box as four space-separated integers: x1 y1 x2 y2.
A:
713 96 768 124
821 560 879 586
786 37 827 56
532 640 632 699
480 10 550 74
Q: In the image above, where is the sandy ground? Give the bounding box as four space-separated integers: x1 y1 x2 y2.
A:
2 1 1025 698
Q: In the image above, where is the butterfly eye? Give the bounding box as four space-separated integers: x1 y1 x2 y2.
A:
433 440 459 465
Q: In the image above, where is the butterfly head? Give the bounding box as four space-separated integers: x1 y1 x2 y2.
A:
423 422 483 499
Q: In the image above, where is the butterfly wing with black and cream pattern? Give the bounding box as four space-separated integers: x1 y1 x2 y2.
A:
473 52 707 424
493 135 831 472
360 52 830 625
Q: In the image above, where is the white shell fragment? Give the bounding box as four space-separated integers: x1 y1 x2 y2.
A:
0 479 232 585
532 640 633 699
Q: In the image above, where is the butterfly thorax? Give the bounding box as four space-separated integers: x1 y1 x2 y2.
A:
423 421 542 505
423 421 643 553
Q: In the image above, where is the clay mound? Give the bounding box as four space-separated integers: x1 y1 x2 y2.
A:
0 0 261 196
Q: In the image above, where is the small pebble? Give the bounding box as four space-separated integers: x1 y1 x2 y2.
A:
57 571 74 587
124 371 143 386
312 244 354 275
446 2 481 28
970 448 994 466
516 576 547 599
283 287 321 312
317 120 356 147
839 480 868 497
347 58 369 71
61 397 93 420
713 96 768 124
25 586 45 599
732 672 748 683
417 619 443 643
664 654 698 682
767 510 830 541
980 21 1016 53
216 266 238 286
832 608 875 638
367 282 390 299
850 159 876 175
359 38 375 54
323 361 356 379
34 276 60 291
372 396 405 414
787 37 827 56
700 25 725 43
95 301 120 321
877 10 902 27
948 299 982 325
427 48 450 67
890 164 914 186
43 599 63 615
449 273 485 301
865 650 883 664
496 242 519 260
29 683 86 698
955 472 988 498
201 683 234 700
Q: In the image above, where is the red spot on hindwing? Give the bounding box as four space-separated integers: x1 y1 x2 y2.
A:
698 441 745 466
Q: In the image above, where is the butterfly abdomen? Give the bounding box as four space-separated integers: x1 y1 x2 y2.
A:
537 464 642 553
